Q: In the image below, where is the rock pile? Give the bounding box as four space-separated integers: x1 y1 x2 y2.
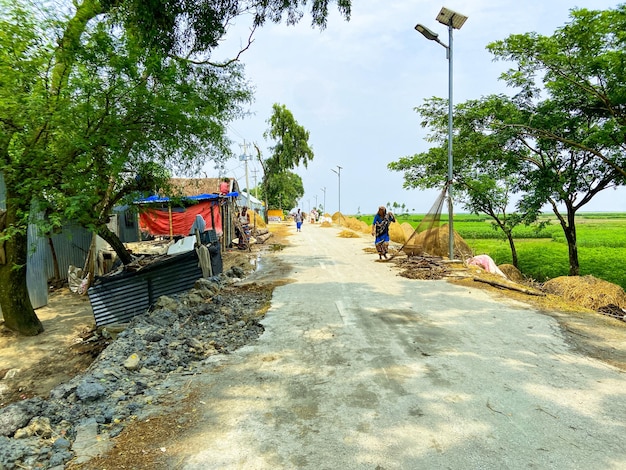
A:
0 266 269 469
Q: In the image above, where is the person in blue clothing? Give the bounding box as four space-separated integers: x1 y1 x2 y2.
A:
295 209 304 232
371 206 395 259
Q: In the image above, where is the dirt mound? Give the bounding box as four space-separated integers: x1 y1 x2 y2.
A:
543 275 626 311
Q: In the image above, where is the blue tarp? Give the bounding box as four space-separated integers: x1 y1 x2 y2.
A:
134 192 239 204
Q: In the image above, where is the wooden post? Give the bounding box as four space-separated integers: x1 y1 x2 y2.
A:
168 204 173 240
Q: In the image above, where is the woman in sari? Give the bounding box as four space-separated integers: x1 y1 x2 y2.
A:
371 206 395 259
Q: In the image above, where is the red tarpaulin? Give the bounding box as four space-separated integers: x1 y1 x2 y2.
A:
139 201 222 237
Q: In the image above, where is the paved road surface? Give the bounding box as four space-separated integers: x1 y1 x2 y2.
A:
175 222 626 469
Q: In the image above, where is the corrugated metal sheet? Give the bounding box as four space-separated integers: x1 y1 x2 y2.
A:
113 206 140 243
26 216 49 309
48 225 92 281
87 249 203 327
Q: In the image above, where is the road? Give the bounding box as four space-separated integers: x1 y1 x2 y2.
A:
172 222 626 469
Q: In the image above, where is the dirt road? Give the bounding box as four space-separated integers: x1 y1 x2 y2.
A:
135 222 625 469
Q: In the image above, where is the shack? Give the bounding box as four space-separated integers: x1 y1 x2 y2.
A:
87 177 243 326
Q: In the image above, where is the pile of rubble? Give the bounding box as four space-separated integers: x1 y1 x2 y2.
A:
0 266 270 469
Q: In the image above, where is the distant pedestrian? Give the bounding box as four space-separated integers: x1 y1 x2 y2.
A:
372 206 395 259
295 209 304 232
237 206 251 249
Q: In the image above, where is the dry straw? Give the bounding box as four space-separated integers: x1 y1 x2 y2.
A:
543 275 626 310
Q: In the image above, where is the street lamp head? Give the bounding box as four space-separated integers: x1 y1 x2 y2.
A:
414 24 439 41
436 7 468 29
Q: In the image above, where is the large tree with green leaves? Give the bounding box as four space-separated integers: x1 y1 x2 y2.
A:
257 103 314 218
257 170 305 211
0 0 350 335
389 96 535 268
486 5 626 179
391 5 626 277
485 5 626 275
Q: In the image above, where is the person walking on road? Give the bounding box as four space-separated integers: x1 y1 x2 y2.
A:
295 208 304 232
372 205 395 259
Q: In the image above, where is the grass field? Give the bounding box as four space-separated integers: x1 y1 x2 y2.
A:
357 212 626 290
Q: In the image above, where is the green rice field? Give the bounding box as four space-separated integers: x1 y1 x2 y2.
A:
358 212 626 290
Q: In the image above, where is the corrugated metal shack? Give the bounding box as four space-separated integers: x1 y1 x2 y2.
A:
88 177 242 327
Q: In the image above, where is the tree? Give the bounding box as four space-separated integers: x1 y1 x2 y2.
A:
388 96 534 268
258 103 314 219
0 0 351 335
486 5 626 179
486 5 626 275
391 5 626 275
256 171 304 211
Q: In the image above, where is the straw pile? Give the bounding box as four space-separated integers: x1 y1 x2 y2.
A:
543 275 626 310
251 211 266 228
388 222 405 244
343 217 369 233
402 225 473 259
400 223 415 244
498 264 525 283
338 230 361 239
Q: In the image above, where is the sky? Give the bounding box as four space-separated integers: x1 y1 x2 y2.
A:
204 0 625 215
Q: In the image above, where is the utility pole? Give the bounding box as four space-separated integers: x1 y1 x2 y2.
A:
331 166 342 215
320 187 326 215
239 141 251 209
251 169 259 200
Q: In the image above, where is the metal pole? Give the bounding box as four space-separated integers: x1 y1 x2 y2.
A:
447 22 454 260
245 156 250 210
338 167 341 215
332 165 342 215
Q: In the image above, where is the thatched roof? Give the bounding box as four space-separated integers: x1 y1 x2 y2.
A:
169 177 240 196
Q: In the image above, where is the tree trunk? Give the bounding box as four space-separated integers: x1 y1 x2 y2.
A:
96 224 133 265
563 212 580 276
552 200 580 277
505 229 519 268
47 236 63 287
0 206 44 336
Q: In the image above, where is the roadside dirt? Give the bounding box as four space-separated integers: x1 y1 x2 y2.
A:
0 226 290 408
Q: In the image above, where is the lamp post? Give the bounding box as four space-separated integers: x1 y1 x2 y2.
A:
320 187 326 215
415 7 467 260
331 165 342 215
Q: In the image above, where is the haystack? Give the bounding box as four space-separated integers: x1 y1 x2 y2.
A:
543 275 626 310
251 211 266 228
331 212 343 225
498 264 525 283
338 229 360 239
400 223 415 244
344 217 369 233
388 222 405 244
402 224 472 259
